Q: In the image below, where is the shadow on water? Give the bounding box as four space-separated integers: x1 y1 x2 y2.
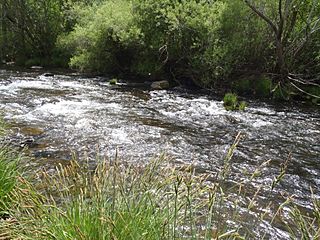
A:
0 68 319 238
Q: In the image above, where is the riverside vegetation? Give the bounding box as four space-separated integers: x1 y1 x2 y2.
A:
1 0 320 103
0 120 320 239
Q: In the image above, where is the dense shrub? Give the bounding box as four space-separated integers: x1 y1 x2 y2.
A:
1 0 65 65
59 0 142 73
60 0 227 86
133 0 226 86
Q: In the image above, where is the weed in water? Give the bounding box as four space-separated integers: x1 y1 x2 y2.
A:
223 93 247 111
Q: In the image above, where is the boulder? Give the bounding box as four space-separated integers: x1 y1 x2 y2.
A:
150 80 170 90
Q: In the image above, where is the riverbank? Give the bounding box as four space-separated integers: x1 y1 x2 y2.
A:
2 64 320 107
1 118 320 239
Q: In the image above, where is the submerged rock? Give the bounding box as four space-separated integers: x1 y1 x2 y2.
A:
151 80 170 90
43 73 54 77
30 66 43 70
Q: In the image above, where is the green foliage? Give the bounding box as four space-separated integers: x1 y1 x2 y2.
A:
233 78 251 95
59 0 142 73
223 93 247 111
0 0 65 65
301 86 320 105
3 157 243 239
254 76 272 97
232 75 272 98
0 119 19 215
0 148 18 215
272 83 291 101
218 0 271 78
223 93 238 111
0 0 319 99
133 0 226 85
238 101 247 111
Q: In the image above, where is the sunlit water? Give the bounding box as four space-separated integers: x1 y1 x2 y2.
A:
0 68 319 239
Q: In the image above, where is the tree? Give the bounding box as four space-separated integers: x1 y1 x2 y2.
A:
244 0 320 85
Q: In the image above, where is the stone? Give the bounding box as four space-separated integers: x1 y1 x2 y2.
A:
30 66 43 69
150 80 170 90
43 73 54 77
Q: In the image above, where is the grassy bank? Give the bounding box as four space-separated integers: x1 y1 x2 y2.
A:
0 121 319 239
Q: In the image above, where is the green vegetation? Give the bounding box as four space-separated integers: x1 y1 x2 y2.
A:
109 78 118 85
0 119 319 239
1 0 320 99
223 93 247 111
0 118 20 217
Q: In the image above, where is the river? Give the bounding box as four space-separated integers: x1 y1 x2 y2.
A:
0 68 319 239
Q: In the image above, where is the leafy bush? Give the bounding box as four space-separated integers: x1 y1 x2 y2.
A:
61 0 227 85
1 0 65 64
133 0 226 85
59 0 142 73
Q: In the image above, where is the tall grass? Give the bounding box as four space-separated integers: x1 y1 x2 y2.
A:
3 155 226 239
0 127 319 239
0 118 20 218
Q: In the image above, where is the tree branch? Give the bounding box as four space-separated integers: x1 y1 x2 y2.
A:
244 0 278 34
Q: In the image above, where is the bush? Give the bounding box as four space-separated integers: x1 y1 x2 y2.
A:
61 0 227 85
254 75 273 97
59 0 142 73
1 0 65 65
133 0 226 85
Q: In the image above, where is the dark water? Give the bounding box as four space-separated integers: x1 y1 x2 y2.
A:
0 68 319 238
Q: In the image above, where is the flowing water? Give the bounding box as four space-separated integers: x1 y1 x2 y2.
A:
0 68 319 238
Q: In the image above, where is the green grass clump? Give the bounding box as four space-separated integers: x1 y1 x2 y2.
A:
223 93 247 111
109 78 118 85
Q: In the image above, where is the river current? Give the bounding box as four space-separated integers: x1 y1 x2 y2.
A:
0 68 319 239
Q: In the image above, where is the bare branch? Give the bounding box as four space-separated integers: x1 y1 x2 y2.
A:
290 82 320 99
278 0 284 40
244 0 278 34
288 75 320 87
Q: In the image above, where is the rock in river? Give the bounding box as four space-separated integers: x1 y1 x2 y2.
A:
150 80 170 90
